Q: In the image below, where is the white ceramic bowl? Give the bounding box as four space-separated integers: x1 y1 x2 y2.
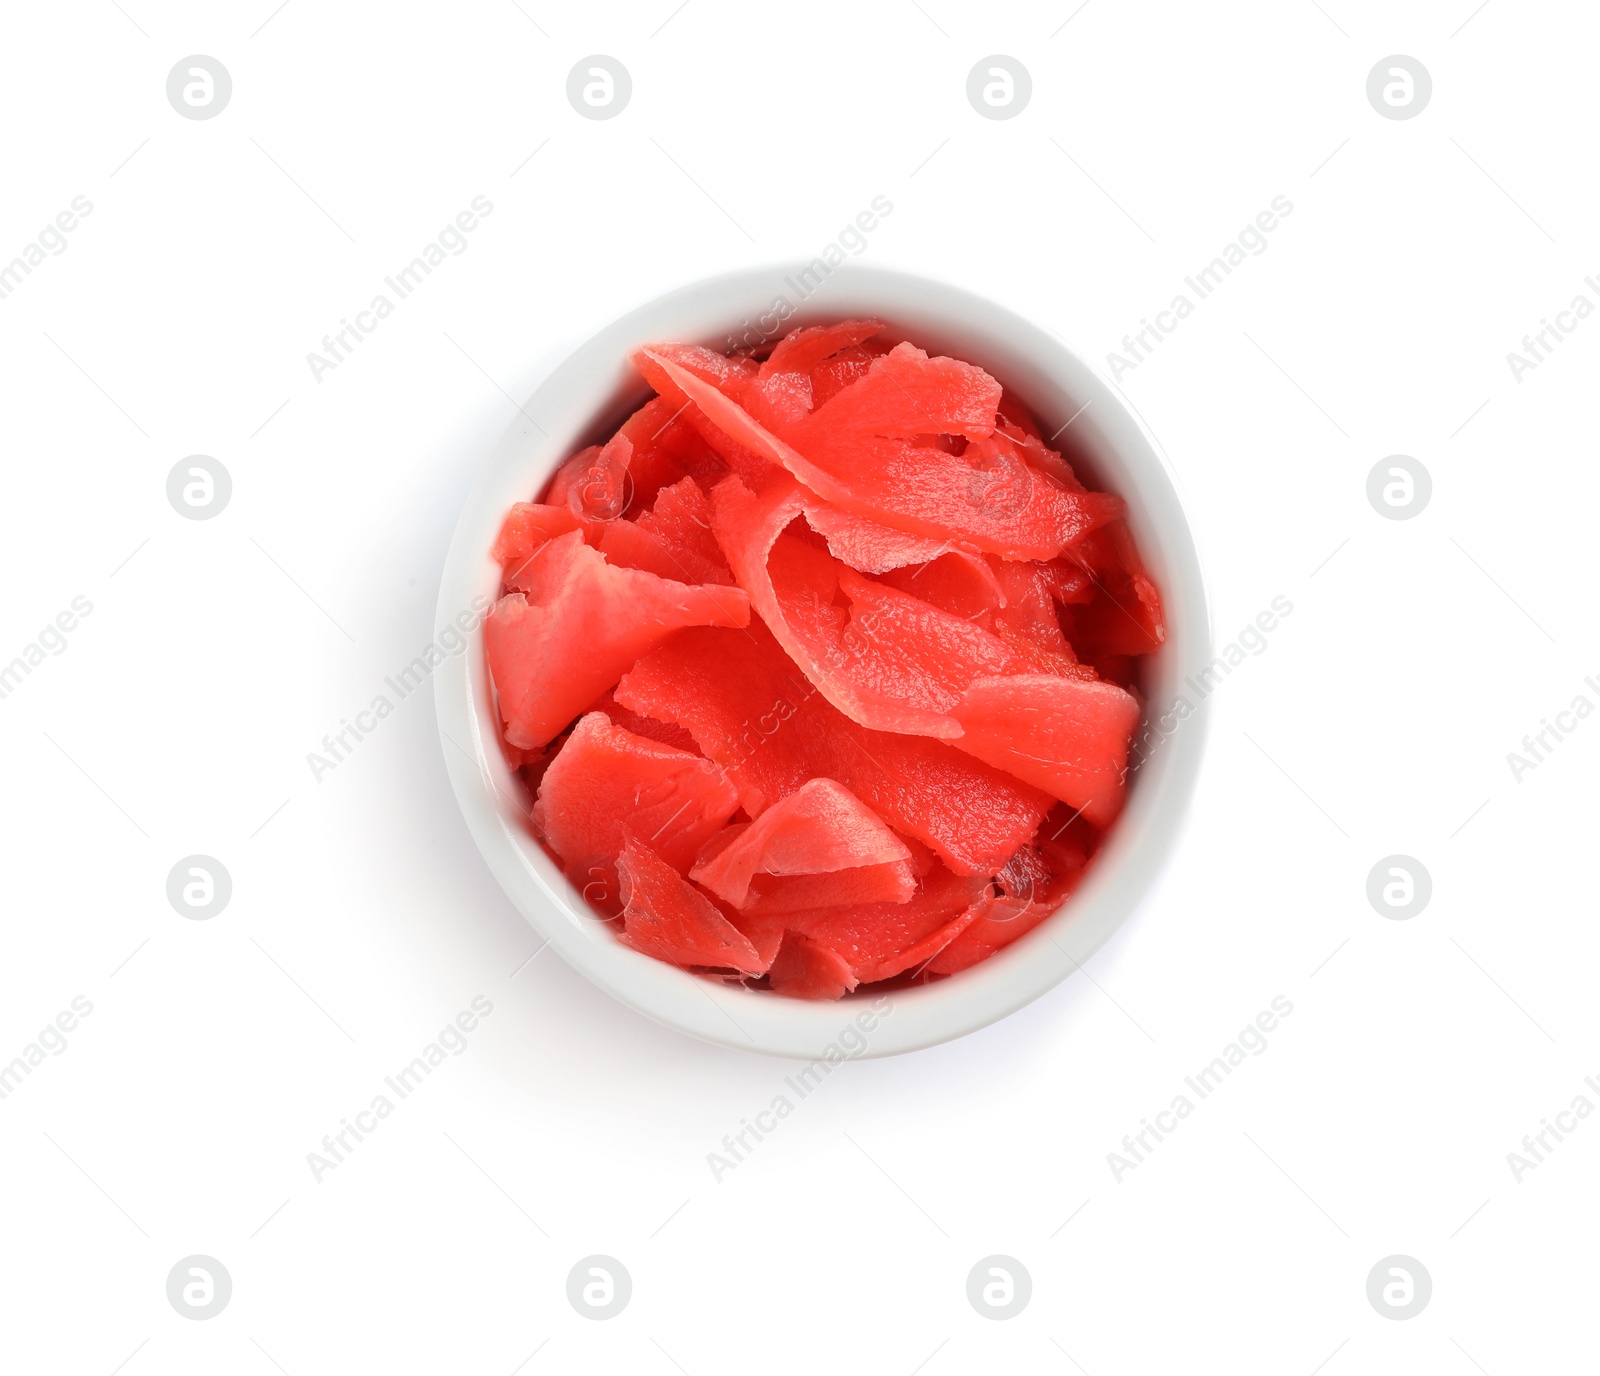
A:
436 263 1210 1059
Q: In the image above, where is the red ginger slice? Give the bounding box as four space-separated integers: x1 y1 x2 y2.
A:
546 432 635 520
586 687 702 755
800 500 1017 625
988 622 1096 681
594 520 729 587
712 474 1123 806
874 548 1080 669
787 862 987 986
995 805 1098 904
616 838 767 976
614 622 1052 876
646 345 1121 560
746 319 886 432
493 496 730 591
486 530 749 749
636 476 733 582
759 319 885 379
947 674 1140 828
925 817 1094 975
533 713 740 910
711 475 1138 820
541 400 727 522
986 558 1074 655
829 562 1034 714
711 473 1031 739
741 864 916 916
996 389 1044 440
797 340 1001 439
797 344 1119 557
614 395 728 511
798 498 974 575
876 551 1008 621
743 370 814 433
543 443 599 513
1061 520 1167 658
767 930 857 999
989 416 1085 491
1039 558 1095 606
689 778 912 908
921 891 1051 976
727 909 785 970
492 502 585 575
810 338 893 408
995 844 1053 902
641 341 758 398
632 344 772 485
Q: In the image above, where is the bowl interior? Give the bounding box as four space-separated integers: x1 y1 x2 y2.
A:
436 263 1210 1059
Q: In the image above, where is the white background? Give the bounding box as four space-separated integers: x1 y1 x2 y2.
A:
1 1 1595 1372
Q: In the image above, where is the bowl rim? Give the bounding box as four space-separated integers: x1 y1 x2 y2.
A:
435 260 1211 1060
